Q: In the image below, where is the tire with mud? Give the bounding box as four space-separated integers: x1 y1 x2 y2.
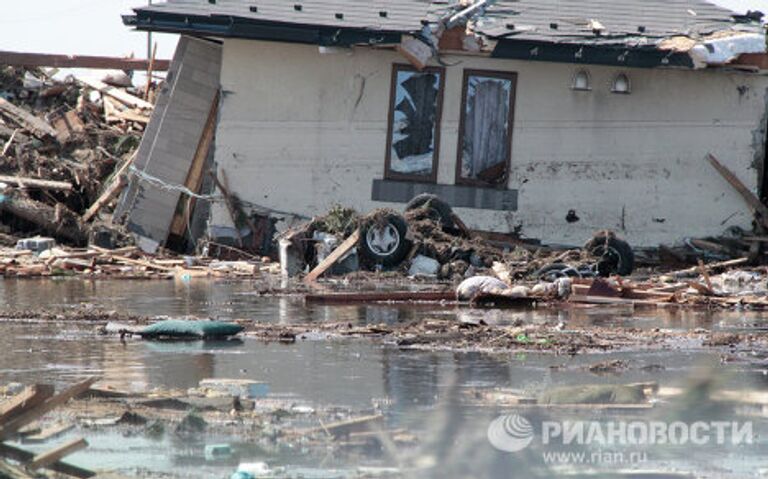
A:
359 212 412 267
405 194 455 229
585 232 635 277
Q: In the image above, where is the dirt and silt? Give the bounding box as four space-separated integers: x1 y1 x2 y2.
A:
0 279 766 478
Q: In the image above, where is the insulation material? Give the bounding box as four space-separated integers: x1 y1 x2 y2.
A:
688 33 766 68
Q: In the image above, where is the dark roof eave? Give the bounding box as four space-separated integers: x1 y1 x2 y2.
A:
492 38 694 68
123 12 402 47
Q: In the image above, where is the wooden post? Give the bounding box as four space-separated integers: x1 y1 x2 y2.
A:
144 42 158 101
210 168 244 248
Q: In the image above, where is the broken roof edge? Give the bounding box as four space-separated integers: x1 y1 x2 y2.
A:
123 6 765 71
123 10 403 48
491 38 695 69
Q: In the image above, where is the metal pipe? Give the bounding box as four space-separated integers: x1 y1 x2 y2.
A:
444 0 495 29
147 0 153 59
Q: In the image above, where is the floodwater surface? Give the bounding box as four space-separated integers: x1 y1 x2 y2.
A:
0 279 767 478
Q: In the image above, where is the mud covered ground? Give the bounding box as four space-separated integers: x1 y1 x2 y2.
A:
2 304 765 357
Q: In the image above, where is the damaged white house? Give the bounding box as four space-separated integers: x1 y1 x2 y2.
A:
118 0 768 251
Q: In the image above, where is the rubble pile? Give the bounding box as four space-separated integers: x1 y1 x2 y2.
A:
0 243 278 279
0 65 150 247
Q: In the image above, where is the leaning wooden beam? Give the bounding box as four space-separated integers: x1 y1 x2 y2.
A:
0 385 54 423
76 78 154 111
0 51 170 71
707 153 768 228
167 92 220 238
304 229 361 284
82 175 127 222
0 98 58 140
0 377 98 441
0 443 94 478
29 437 88 470
0 175 72 191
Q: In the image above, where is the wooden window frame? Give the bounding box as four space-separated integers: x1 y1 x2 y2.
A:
455 69 517 189
384 63 446 183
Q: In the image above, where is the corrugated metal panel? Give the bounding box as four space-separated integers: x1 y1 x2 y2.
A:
114 36 222 247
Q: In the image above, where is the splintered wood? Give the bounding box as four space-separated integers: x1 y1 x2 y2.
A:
0 378 98 478
0 244 277 279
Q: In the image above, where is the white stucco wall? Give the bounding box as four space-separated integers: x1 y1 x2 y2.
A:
211 38 768 247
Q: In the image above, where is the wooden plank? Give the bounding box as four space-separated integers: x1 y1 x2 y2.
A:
111 255 176 272
168 91 220 238
0 175 72 191
303 229 361 284
0 51 169 71
0 377 98 441
0 98 57 140
0 443 94 478
30 437 88 470
0 458 36 478
22 422 74 444
297 414 384 439
82 175 127 222
707 153 768 228
305 291 456 304
668 257 749 278
0 385 54 423
82 152 136 222
77 78 154 111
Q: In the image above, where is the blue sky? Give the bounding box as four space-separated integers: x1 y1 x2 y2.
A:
0 1 766 59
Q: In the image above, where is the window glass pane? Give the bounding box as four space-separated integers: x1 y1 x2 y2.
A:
460 75 512 184
389 69 441 176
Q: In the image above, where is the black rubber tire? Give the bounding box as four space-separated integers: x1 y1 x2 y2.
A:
405 193 455 229
359 213 412 268
585 233 635 277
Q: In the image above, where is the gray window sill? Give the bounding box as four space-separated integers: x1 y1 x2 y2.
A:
371 179 518 211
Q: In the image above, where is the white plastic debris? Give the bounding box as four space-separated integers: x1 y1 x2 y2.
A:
456 276 509 300
409 255 440 277
509 285 530 297
101 70 133 88
689 32 766 68
711 270 765 295
531 283 549 296
555 277 572 298
15 236 55 255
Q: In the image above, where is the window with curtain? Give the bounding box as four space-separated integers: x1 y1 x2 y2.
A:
456 70 517 187
385 64 445 182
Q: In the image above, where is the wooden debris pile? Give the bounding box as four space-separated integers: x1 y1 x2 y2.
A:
0 378 98 478
0 244 279 279
0 65 153 247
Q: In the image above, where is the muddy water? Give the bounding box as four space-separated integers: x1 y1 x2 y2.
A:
1 279 767 478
